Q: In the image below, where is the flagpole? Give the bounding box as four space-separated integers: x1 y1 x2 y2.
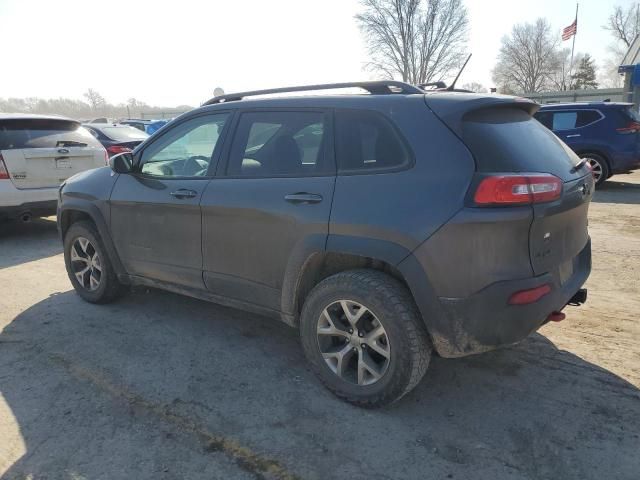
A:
568 3 579 89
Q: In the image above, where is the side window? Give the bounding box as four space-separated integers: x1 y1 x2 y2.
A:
534 112 553 129
140 113 229 178
226 111 328 177
575 110 601 128
552 111 578 130
335 109 411 173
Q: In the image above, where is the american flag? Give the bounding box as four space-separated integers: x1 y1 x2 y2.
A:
562 19 577 41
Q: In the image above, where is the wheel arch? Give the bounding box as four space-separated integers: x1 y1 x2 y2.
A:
575 149 611 168
59 201 127 279
281 235 418 326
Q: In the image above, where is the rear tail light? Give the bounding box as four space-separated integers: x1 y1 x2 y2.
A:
0 154 9 179
473 174 562 206
508 284 551 305
106 145 132 155
616 121 640 134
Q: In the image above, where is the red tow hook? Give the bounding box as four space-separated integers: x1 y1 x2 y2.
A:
547 311 566 322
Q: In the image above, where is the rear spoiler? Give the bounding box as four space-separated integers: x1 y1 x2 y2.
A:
424 93 539 137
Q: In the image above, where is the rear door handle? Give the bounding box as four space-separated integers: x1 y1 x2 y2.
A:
284 193 323 204
566 134 581 138
170 189 198 199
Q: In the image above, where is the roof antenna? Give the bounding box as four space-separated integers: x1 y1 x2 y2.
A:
447 53 472 91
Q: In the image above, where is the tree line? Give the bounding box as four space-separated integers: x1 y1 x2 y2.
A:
357 0 638 94
0 89 193 120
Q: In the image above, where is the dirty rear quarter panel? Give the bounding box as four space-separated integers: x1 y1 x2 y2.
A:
412 206 534 298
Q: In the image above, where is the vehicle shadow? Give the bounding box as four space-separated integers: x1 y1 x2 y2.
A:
592 179 640 205
1 289 639 480
0 217 62 269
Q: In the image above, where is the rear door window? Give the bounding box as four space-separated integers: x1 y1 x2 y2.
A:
552 111 578 130
335 109 411 173
0 119 102 150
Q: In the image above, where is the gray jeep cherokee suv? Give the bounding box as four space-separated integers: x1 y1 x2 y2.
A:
57 81 592 407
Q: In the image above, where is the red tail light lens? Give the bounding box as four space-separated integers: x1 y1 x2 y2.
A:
616 121 640 134
508 284 551 305
0 154 9 179
106 145 132 155
474 174 562 206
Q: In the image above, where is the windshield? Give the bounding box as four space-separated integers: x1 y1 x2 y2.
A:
101 126 149 141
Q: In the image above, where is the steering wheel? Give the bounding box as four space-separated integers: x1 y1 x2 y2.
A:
183 155 210 176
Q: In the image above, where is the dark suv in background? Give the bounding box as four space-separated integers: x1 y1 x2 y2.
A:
535 102 640 185
57 82 592 407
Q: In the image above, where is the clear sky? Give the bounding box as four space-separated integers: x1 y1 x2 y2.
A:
0 0 635 106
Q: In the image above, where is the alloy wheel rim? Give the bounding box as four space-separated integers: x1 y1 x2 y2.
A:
70 237 102 291
586 157 603 183
316 300 390 386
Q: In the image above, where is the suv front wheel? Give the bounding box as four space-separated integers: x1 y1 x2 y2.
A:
300 269 431 407
64 221 125 304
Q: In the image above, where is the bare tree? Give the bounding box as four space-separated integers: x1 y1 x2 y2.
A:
603 4 640 48
461 81 487 93
356 0 469 84
600 4 639 87
549 49 585 91
83 88 106 111
492 18 559 93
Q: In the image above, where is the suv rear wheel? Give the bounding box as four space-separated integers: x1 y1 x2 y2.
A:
300 269 431 407
64 221 125 303
581 153 609 186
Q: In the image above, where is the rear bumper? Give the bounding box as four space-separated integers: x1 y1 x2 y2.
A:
0 200 57 220
427 239 591 357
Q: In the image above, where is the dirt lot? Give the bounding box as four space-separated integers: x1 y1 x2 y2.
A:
1 173 639 480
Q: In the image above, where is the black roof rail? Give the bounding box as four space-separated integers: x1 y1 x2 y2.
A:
202 81 424 105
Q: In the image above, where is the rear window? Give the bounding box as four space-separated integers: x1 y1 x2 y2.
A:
462 107 580 181
0 119 102 150
99 126 148 141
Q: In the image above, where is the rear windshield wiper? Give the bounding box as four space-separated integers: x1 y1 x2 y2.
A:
56 140 88 148
571 158 588 173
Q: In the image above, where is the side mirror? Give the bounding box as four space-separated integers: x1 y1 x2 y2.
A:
108 151 134 174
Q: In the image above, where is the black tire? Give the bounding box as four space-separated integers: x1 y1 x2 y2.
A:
299 269 432 407
580 153 609 187
63 221 125 303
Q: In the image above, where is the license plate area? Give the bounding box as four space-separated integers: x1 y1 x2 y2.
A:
55 157 72 169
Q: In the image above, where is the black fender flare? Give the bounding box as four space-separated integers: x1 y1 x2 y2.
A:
280 234 446 346
59 200 127 279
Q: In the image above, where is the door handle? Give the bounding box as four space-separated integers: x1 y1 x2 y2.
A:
170 189 198 199
284 193 323 204
565 134 581 138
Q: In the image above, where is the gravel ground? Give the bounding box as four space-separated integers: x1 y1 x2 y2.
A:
1 172 639 480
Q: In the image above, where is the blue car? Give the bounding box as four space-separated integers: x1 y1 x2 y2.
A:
535 102 640 186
